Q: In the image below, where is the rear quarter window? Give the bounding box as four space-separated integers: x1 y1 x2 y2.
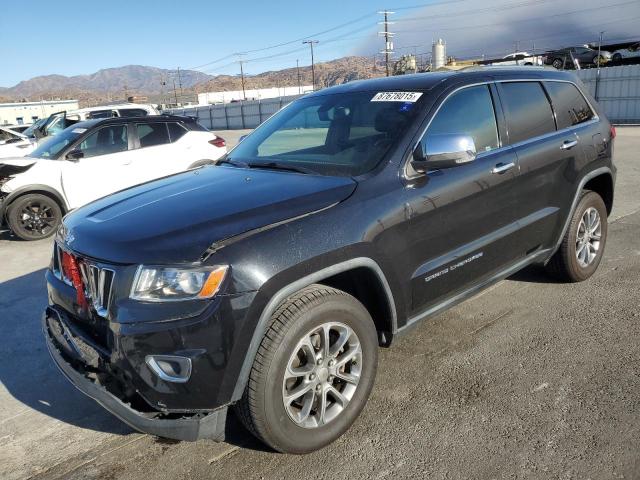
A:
544 81 594 130
167 122 187 142
499 82 556 144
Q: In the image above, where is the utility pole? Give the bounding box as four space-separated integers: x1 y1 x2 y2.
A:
303 40 319 90
172 79 178 105
378 11 395 77
296 59 301 94
177 67 183 104
239 59 246 100
514 41 519 54
595 31 605 101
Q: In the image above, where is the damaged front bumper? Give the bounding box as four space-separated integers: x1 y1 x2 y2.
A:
43 306 228 441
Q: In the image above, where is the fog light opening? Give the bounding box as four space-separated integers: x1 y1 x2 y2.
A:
145 355 192 383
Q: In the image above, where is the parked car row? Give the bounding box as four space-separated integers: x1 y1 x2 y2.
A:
0 115 226 239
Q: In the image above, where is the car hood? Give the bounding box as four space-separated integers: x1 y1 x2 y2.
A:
0 156 37 165
63 165 357 264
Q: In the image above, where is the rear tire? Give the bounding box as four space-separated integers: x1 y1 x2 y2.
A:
6 193 62 241
545 191 607 282
236 284 378 454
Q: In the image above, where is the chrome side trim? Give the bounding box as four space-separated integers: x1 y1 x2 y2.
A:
402 249 550 331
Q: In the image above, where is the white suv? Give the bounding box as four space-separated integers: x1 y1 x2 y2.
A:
0 116 226 240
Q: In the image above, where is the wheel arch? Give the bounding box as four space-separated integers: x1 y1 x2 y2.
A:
231 257 397 402
548 167 613 262
1 184 68 223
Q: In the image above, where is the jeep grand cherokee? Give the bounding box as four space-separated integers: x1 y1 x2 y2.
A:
43 68 615 454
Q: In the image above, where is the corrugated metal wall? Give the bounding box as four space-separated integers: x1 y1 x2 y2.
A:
576 65 640 124
166 94 304 130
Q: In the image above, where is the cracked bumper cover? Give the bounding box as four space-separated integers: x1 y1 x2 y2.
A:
43 310 228 442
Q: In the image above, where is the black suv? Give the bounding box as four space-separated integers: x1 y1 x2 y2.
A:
43 68 616 453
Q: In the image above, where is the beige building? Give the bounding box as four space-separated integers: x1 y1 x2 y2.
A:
0 99 79 126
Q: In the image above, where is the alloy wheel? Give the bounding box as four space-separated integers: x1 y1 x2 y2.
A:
19 200 57 237
576 207 602 267
282 322 362 428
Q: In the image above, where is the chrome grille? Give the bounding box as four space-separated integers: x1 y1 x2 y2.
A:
80 263 115 318
52 243 115 318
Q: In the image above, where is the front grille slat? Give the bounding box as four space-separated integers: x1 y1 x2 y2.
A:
52 242 115 318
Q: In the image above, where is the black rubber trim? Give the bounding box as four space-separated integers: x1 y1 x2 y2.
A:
43 309 227 442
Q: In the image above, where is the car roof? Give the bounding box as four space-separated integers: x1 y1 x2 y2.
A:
308 67 578 97
72 115 196 129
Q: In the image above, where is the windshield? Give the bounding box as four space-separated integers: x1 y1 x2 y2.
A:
21 118 46 138
28 125 86 159
227 91 425 176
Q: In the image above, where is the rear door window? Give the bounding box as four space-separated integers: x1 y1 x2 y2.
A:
499 82 556 144
136 122 170 148
544 81 594 130
426 84 499 153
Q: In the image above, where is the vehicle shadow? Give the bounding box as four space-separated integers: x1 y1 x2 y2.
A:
507 264 564 284
0 268 130 436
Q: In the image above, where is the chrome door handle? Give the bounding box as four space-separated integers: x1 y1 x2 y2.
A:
491 162 516 174
561 140 578 150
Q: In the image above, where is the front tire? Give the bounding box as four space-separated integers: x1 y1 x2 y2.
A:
552 58 564 69
545 191 608 282
236 285 378 453
6 193 62 240
612 53 622 62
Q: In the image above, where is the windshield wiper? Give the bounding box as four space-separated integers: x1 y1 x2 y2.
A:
247 161 317 175
217 157 249 168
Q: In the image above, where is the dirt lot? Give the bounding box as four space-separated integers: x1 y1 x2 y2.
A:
1 128 639 480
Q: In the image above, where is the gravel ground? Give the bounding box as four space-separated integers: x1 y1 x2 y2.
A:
0 128 638 480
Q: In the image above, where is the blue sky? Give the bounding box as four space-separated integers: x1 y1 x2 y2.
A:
2 0 638 87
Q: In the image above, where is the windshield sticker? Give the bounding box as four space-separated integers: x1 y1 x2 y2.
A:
371 91 423 102
72 128 87 134
398 102 415 112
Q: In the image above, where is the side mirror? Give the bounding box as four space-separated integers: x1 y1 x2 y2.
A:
411 134 476 173
66 149 84 161
238 134 248 143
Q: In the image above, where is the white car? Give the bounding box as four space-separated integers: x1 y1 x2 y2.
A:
0 126 36 158
612 42 640 62
495 51 543 66
0 115 226 240
40 103 159 138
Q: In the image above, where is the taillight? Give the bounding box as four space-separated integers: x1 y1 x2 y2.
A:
610 125 616 140
209 136 226 148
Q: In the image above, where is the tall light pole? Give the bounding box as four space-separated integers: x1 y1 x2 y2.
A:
303 40 319 90
236 53 247 100
296 59 301 94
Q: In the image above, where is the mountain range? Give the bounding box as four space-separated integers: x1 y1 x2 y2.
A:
0 57 383 106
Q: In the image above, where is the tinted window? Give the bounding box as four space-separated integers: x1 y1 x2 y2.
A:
167 122 187 142
77 125 128 158
500 82 556 144
87 110 116 119
118 108 148 117
229 91 423 176
544 81 594 130
426 85 499 153
137 122 170 148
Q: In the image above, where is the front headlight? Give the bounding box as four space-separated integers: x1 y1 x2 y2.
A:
130 265 228 302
